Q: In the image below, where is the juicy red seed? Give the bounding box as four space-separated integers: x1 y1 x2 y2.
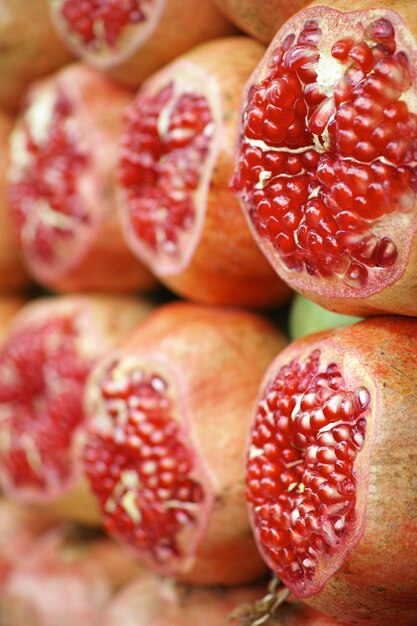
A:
84 366 206 563
119 82 213 256
60 0 147 48
247 349 369 590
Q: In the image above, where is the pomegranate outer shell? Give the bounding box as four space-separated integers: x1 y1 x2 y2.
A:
1 526 145 626
250 316 417 626
104 0 237 88
0 110 30 293
11 64 157 294
211 0 311 44
236 0 417 317
0 0 74 112
119 37 292 308
0 293 153 523
270 601 352 625
85 301 288 585
0 297 27 344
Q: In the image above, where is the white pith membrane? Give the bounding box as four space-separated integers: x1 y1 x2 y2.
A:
8 81 102 284
118 60 222 276
0 300 101 502
234 7 417 299
50 0 165 68
83 354 214 574
246 341 376 597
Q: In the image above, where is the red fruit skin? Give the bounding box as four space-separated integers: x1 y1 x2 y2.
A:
270 602 352 626
101 573 264 626
0 500 56 591
0 526 144 626
118 37 292 308
248 317 417 625
0 294 153 525
8 64 157 294
84 301 288 586
0 0 74 112
0 110 30 292
211 0 311 44
233 0 417 317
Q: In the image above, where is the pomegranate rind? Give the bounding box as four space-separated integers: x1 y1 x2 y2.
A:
234 4 417 316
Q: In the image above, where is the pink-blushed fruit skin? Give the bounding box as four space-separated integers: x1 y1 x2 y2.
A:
0 294 153 524
0 500 57 591
0 0 74 112
84 301 288 586
8 64 157 294
0 109 30 292
0 526 144 626
117 37 292 308
0 297 27 344
234 0 417 318
211 0 311 44
101 572 264 626
248 316 417 625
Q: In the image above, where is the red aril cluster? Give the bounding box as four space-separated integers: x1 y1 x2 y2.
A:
233 2 417 316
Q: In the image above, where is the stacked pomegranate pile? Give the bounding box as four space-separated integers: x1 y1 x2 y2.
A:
0 1 416 625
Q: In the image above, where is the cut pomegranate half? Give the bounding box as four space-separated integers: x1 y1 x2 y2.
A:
117 38 292 307
246 315 417 625
48 0 235 84
7 64 156 293
0 295 151 521
83 302 287 585
233 3 417 316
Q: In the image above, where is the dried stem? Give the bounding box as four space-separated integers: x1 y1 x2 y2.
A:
228 577 290 626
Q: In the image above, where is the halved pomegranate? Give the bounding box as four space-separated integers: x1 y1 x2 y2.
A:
0 294 152 523
233 1 417 316
0 525 143 626
246 316 417 625
117 37 291 307
211 0 311 45
83 302 287 585
47 0 235 86
0 0 73 112
7 64 156 293
0 110 30 292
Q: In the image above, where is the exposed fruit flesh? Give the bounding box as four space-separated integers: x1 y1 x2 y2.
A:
84 360 210 571
233 8 417 299
0 315 90 498
247 347 371 596
118 62 217 275
8 85 94 280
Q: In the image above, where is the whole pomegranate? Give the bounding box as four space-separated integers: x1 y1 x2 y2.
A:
233 0 417 317
0 294 152 524
246 316 417 625
210 0 311 45
7 64 156 294
0 0 73 112
0 525 143 626
47 0 235 87
117 37 291 308
0 109 30 292
102 574 265 626
83 301 287 585
0 500 56 590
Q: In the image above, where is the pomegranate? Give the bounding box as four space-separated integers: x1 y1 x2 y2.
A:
101 572 263 626
289 294 362 340
47 0 236 87
7 63 156 294
0 294 152 524
0 524 144 626
210 0 311 45
0 297 27 343
117 37 291 308
0 500 56 590
232 0 417 316
246 316 417 625
0 0 73 112
0 109 30 292
83 301 287 585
